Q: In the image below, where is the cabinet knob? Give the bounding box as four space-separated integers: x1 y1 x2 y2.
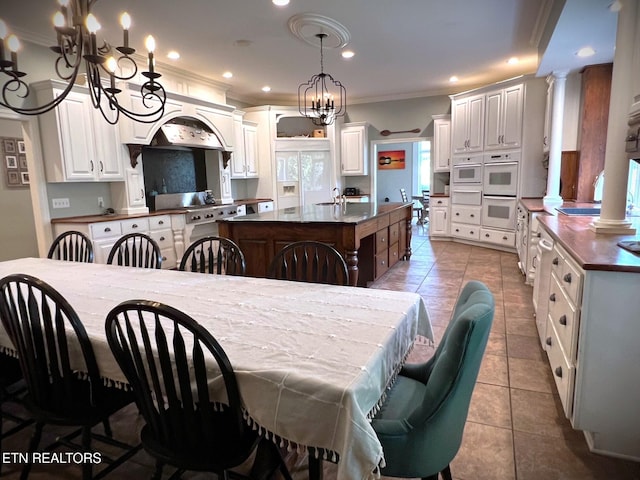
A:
549 293 556 302
104 227 111 233
552 257 559 266
485 233 490 238
159 236 165 241
554 366 563 378
546 337 552 346
470 214 475 217
470 231 474 235
90 160 94 172
456 212 460 216
502 236 508 240
162 256 167 261
563 273 572 283
132 224 138 229
158 220 164 225
559 315 567 326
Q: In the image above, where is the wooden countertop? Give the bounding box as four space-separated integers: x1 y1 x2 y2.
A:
221 202 410 225
534 207 640 273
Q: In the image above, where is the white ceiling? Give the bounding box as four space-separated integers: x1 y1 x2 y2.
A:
2 0 619 106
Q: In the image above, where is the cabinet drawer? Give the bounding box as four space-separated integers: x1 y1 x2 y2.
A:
451 205 481 225
376 215 390 230
159 248 177 270
550 245 564 279
451 188 482 206
121 218 149 234
388 242 400 268
480 228 515 247
149 215 171 230
559 254 583 305
389 222 400 245
376 228 389 253
90 221 121 239
375 252 389 277
548 273 580 360
451 223 480 240
430 197 449 207
545 323 575 419
149 229 173 250
258 201 273 213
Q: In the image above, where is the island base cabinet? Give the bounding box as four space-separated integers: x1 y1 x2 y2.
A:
570 270 640 461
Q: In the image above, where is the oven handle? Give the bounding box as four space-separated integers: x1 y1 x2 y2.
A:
484 161 518 167
453 164 482 168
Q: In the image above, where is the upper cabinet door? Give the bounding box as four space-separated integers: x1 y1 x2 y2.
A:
484 84 523 151
451 94 484 154
243 125 259 177
340 123 368 176
55 91 96 181
433 118 451 171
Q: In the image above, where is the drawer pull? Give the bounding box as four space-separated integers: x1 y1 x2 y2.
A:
552 257 559 266
162 256 167 261
470 214 475 217
554 366 563 378
104 227 111 233
456 212 460 216
502 236 508 240
563 273 572 283
159 236 165 241
158 220 164 225
470 231 474 235
545 337 552 346
132 224 138 229
549 293 556 302
559 315 567 326
485 233 490 238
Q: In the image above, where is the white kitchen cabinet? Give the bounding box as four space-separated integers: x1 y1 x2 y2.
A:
35 82 125 182
484 83 523 151
432 115 451 172
429 197 449 238
230 123 258 178
340 122 369 176
451 93 484 154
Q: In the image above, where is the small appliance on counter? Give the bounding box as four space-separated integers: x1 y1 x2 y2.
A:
344 187 359 196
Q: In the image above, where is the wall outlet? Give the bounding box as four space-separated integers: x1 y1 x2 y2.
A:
98 197 104 208
52 198 70 209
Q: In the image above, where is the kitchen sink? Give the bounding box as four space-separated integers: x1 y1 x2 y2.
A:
556 207 601 216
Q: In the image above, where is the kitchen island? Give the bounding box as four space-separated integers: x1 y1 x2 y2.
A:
218 202 412 286
519 201 640 462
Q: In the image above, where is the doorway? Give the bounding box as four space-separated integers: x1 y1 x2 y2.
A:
371 138 430 203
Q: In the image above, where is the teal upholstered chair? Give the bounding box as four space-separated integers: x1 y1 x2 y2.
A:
372 280 495 480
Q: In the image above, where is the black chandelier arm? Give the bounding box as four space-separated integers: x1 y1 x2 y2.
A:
0 67 82 116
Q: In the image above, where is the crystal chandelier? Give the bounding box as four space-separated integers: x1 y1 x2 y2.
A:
297 33 346 127
0 0 166 124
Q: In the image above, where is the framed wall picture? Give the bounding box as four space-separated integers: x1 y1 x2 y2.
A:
378 150 406 170
3 139 16 154
2 137 29 188
7 170 20 186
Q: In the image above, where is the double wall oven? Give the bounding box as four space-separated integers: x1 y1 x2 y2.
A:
481 152 519 231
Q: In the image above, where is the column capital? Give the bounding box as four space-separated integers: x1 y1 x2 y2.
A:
551 70 569 80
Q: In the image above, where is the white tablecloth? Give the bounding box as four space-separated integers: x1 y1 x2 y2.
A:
0 258 432 480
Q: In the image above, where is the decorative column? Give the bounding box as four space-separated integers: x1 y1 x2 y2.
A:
543 71 568 208
591 0 637 233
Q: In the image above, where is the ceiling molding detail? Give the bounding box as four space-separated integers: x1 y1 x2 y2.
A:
287 13 351 49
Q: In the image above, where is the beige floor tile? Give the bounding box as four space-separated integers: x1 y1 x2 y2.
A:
451 422 516 480
511 388 571 438
508 356 555 393
468 383 512 429
506 334 547 361
477 353 509 387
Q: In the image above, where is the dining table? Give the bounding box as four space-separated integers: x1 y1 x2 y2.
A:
0 257 432 480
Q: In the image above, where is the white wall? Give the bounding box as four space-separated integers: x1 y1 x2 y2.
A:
374 141 415 203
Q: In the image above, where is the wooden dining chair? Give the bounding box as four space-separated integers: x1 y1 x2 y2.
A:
107 233 162 269
179 236 246 275
105 299 292 480
267 240 349 286
0 273 140 480
400 188 423 224
47 230 94 263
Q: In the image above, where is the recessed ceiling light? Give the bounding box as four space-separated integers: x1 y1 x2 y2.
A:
222 71 233 79
262 86 271 92
272 0 289 6
449 76 459 83
341 50 355 59
577 46 596 57
507 57 519 65
167 51 180 60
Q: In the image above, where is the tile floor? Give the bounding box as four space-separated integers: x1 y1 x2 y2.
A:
2 224 640 479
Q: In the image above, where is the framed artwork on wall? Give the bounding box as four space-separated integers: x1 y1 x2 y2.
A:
378 150 406 170
2 137 29 188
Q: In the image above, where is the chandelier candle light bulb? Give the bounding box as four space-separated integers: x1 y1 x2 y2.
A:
106 56 117 90
146 35 155 74
0 20 6 64
7 35 19 72
120 12 130 48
